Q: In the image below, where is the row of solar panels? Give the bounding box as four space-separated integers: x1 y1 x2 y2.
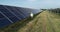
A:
0 5 40 28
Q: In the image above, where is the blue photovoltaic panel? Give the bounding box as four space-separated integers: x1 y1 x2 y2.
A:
12 7 26 18
16 7 30 17
0 5 40 28
31 9 40 14
3 6 21 20
0 5 19 22
0 13 11 28
14 7 28 18
5 6 25 19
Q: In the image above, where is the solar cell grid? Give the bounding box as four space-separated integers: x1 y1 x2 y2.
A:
5 6 25 19
0 11 13 23
0 13 4 18
0 5 40 28
3 6 21 20
0 13 11 28
17 8 30 17
14 7 26 18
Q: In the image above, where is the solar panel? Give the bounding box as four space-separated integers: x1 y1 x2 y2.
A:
14 7 27 18
3 6 21 20
12 7 26 18
0 5 40 28
0 13 11 28
17 7 30 17
5 6 26 19
0 13 4 18
0 5 19 23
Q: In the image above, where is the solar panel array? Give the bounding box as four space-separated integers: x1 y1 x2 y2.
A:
0 5 40 28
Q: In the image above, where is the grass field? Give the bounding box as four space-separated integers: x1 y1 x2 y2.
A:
17 11 60 32
0 10 60 32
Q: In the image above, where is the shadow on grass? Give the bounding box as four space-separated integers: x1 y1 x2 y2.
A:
0 12 42 32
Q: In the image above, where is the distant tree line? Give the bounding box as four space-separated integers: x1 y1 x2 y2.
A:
41 9 47 11
48 8 60 14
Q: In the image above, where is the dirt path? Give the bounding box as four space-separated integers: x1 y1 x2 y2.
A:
47 14 56 32
17 11 48 32
40 11 47 32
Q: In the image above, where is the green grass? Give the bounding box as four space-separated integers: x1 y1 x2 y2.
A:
44 11 60 32
47 11 60 32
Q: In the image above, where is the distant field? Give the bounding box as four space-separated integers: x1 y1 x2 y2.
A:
0 10 60 32
47 11 60 32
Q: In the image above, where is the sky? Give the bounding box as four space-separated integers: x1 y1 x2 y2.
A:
0 0 60 9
